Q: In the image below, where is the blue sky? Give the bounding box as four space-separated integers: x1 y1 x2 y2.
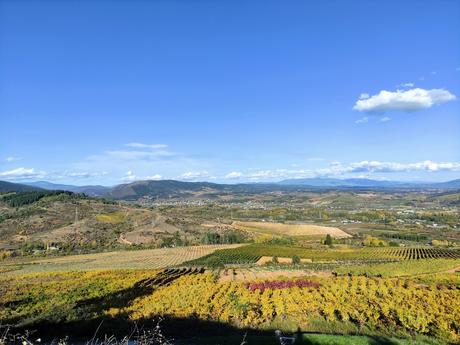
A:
1 0 459 185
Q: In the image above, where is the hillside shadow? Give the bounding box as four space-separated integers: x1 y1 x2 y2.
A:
5 269 427 345
13 316 413 345
367 337 400 345
74 268 203 313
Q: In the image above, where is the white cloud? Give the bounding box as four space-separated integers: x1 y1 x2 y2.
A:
87 142 177 163
354 88 456 113
121 171 137 182
223 169 311 181
302 160 460 178
398 82 414 88
246 170 286 180
225 171 243 179
5 156 21 162
146 174 162 180
62 171 108 179
221 160 460 182
336 160 460 174
104 149 174 160
121 170 162 182
0 167 47 180
180 171 214 181
355 117 368 124
359 93 370 100
380 116 391 122
0 167 112 182
125 142 168 149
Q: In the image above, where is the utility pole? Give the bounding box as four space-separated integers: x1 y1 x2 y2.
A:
75 206 79 235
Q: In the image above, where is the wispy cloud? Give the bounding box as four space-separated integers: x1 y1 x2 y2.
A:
354 88 456 113
121 170 162 182
125 142 168 149
380 116 391 122
74 142 212 184
0 167 109 182
0 167 47 180
355 117 368 124
397 82 414 88
180 171 214 181
5 156 21 162
220 160 460 182
87 142 178 163
327 160 460 174
60 171 108 179
225 171 243 179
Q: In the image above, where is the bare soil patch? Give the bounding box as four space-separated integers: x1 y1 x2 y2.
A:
219 268 331 282
233 221 351 238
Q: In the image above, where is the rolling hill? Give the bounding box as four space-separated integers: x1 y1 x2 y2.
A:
24 181 111 196
3 177 460 202
0 181 43 193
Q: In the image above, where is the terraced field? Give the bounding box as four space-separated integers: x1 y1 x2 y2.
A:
0 244 244 275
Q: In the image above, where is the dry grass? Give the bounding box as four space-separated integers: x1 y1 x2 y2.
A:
233 221 351 238
95 212 125 224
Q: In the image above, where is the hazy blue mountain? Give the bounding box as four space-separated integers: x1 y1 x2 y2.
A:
278 177 404 187
24 181 79 190
13 177 460 201
428 179 460 189
278 177 460 189
24 181 111 196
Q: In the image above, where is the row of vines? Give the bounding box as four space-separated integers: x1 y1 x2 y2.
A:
127 273 460 342
185 245 460 267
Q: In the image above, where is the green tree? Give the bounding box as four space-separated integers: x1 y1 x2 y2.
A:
324 234 333 246
292 255 301 265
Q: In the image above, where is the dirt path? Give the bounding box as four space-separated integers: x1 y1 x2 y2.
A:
117 234 133 245
445 265 460 273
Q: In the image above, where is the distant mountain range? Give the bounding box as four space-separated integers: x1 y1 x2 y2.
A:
0 181 43 193
278 177 460 189
22 181 111 196
1 177 459 200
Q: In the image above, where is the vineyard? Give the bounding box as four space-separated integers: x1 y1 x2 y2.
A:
372 247 460 260
334 259 460 278
127 273 460 342
1 261 460 343
185 245 460 267
137 267 205 289
186 249 261 267
0 267 205 329
0 244 244 275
